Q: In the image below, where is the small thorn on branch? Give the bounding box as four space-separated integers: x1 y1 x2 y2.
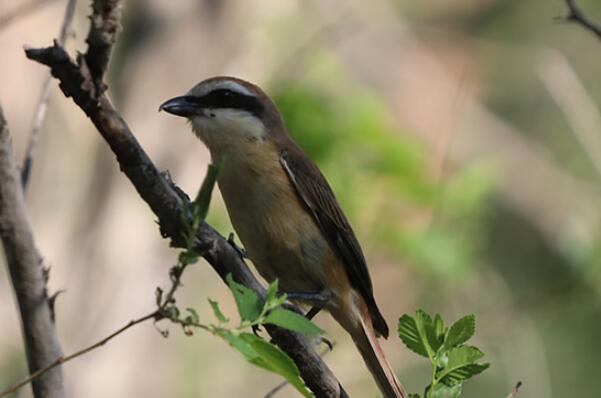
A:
560 0 601 41
505 381 522 398
48 289 66 323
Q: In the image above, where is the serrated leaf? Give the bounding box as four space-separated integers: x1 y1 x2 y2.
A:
441 363 489 386
208 299 229 323
437 346 489 386
415 310 444 359
238 333 313 398
428 383 462 398
398 314 429 358
399 309 444 360
431 313 445 352
264 309 324 337
443 314 475 351
226 274 264 322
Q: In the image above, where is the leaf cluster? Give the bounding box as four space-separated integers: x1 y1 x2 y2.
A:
164 274 323 398
398 310 489 398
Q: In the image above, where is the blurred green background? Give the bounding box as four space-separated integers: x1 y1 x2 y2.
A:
1 0 601 396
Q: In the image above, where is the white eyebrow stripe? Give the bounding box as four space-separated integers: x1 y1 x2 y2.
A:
206 80 254 96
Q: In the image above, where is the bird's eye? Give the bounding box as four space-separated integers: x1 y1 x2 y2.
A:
216 89 233 98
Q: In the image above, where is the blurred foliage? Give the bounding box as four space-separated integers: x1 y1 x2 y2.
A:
271 56 496 279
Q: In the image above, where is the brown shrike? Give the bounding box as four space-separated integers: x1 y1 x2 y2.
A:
160 76 405 398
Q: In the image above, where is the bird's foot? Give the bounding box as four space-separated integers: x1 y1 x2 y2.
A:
317 335 334 351
252 324 263 337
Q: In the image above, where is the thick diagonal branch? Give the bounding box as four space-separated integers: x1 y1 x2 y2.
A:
0 106 66 398
25 42 346 398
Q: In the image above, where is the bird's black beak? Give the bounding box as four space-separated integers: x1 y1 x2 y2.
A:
159 95 202 117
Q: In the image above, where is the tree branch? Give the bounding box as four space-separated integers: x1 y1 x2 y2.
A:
0 106 66 398
85 0 122 93
22 0 77 188
0 235 196 398
560 0 601 41
0 312 155 398
505 381 522 398
23 1 347 396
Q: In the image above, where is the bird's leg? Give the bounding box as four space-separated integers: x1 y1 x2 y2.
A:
305 306 321 320
252 324 263 337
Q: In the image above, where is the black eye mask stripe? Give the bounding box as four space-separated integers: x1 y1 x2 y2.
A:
190 89 265 118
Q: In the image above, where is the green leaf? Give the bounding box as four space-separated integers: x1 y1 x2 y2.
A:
208 299 229 324
431 313 445 352
398 313 429 358
238 333 313 398
443 314 475 351
398 310 444 360
178 250 199 265
437 346 489 386
184 308 200 325
193 163 220 222
428 383 462 398
217 329 258 362
265 279 283 308
226 274 264 322
408 394 421 398
264 308 324 337
263 281 287 311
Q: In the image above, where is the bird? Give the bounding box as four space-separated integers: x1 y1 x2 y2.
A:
160 76 405 398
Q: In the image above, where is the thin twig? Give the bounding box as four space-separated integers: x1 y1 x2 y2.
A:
428 63 470 228
0 0 57 32
264 380 288 398
538 51 601 179
0 312 156 398
0 233 197 397
21 0 77 189
505 381 522 398
559 0 601 41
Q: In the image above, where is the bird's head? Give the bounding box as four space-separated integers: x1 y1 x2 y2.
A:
160 76 284 155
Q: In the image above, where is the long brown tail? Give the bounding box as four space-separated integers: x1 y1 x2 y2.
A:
332 299 406 398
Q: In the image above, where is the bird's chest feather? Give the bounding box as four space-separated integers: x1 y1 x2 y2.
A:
215 143 329 292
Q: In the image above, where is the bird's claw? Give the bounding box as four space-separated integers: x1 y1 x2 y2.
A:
317 335 334 351
252 324 262 337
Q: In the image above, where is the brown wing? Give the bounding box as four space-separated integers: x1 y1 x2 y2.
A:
280 146 389 338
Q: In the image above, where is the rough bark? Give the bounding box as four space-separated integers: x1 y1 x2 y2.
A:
0 106 66 398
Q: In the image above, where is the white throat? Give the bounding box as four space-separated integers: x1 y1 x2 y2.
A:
190 110 267 162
